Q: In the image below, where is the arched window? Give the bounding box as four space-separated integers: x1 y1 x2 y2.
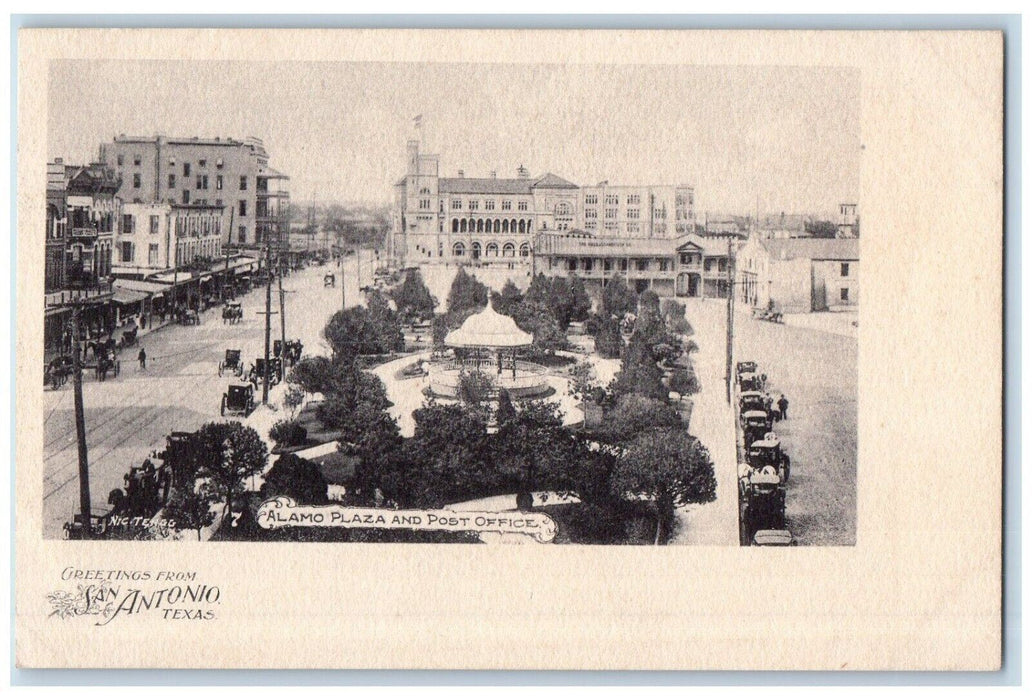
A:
468 217 476 232
460 219 467 233
486 242 499 257
452 219 459 233
519 243 530 257
452 242 466 257
502 219 509 233
510 219 518 233
555 201 571 216
494 219 501 233
419 187 431 195
518 220 526 234
477 219 484 233
471 241 482 259
502 242 516 257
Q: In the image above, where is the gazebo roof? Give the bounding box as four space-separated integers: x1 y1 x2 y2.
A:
445 302 533 348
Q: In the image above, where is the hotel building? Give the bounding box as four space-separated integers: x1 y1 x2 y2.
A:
98 134 289 249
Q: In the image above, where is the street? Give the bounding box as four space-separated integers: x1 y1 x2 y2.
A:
41 254 377 538
733 306 858 546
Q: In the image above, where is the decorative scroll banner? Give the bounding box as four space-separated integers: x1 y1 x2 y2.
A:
256 497 558 543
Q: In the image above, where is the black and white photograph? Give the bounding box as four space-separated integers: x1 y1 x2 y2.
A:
40 60 861 546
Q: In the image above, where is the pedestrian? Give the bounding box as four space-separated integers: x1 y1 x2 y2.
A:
138 347 147 370
778 394 789 420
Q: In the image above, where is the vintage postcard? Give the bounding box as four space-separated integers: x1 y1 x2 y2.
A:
15 28 1002 669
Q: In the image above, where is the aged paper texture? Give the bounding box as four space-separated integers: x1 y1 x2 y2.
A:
16 28 1002 669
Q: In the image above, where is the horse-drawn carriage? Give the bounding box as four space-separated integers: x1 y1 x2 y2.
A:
248 357 282 389
87 336 118 361
218 349 244 377
746 437 791 483
222 302 243 324
738 371 764 393
735 361 757 384
739 391 767 415
95 348 120 380
323 272 336 287
44 355 74 389
221 383 256 417
753 301 784 324
738 463 787 541
120 325 138 349
177 308 201 325
741 410 774 448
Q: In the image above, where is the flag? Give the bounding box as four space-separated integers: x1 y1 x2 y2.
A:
413 114 423 129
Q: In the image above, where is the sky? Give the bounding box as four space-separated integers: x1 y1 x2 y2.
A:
49 60 860 215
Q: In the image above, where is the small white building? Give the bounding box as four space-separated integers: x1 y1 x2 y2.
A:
737 235 859 313
114 202 227 275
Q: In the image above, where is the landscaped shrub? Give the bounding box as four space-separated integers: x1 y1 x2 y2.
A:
269 419 308 447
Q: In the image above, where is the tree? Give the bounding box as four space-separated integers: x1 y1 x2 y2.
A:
638 289 661 315
389 268 438 321
611 428 717 544
667 366 701 400
515 300 567 356
196 422 269 524
269 419 308 447
384 404 492 507
323 302 403 361
287 356 337 397
283 385 305 419
661 299 686 326
495 387 517 426
260 453 329 505
366 289 405 353
611 334 668 401
602 275 638 319
447 267 488 313
805 220 839 238
316 360 392 442
456 368 494 416
165 485 216 541
491 279 524 318
492 399 582 495
568 360 604 404
567 274 592 324
599 393 682 443
594 316 624 359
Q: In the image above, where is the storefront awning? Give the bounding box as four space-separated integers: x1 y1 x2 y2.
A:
113 279 169 294
112 288 150 305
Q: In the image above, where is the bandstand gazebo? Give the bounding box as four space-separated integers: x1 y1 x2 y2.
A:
430 302 551 399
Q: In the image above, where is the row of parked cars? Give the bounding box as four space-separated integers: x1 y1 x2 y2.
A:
735 361 795 547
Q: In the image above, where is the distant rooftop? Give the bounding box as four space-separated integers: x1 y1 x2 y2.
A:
760 237 859 261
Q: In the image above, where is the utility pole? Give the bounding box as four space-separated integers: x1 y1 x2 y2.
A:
277 253 288 352
262 242 273 405
70 304 92 535
341 249 347 310
222 206 235 303
725 240 735 405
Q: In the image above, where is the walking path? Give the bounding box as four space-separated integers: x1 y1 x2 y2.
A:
668 299 739 546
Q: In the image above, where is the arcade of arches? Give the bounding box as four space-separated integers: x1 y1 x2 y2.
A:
451 217 533 235
452 240 531 259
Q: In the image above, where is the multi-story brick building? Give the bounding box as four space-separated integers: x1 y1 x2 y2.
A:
62 162 119 288
98 135 289 248
389 141 696 269
114 202 227 275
